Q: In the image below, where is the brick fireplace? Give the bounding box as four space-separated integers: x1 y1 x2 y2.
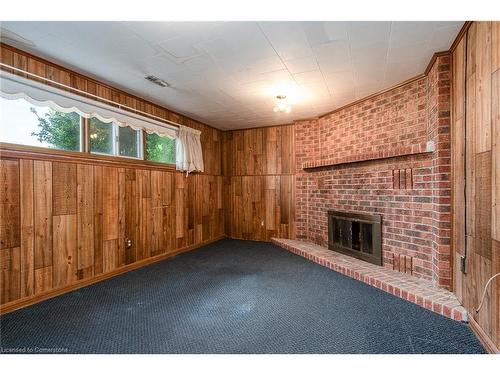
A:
294 54 452 289
327 210 382 266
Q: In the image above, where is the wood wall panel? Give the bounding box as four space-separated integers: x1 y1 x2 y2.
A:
33 160 52 269
103 239 118 273
0 155 224 311
452 37 466 302
124 169 138 265
222 125 295 176
77 164 94 279
118 168 126 267
475 22 492 154
102 167 119 241
93 165 104 275
452 21 500 351
222 125 295 241
19 159 34 298
493 70 500 242
0 160 20 250
0 247 20 304
52 162 77 216
34 266 52 295
52 214 77 288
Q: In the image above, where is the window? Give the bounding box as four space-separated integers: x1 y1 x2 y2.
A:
0 97 82 151
145 133 175 164
89 118 142 159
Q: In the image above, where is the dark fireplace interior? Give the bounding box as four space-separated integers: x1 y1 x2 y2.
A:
327 210 382 266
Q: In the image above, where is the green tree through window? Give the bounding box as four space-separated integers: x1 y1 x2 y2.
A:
31 107 81 151
146 133 175 164
28 105 175 164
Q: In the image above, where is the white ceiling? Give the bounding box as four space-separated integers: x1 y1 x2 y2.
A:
0 21 463 130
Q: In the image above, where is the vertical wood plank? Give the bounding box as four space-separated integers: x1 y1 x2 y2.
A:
0 247 20 304
492 21 500 74
175 173 186 240
93 166 103 275
34 160 52 269
103 239 118 273
465 73 476 240
34 266 52 295
138 170 152 260
493 240 500 348
475 21 492 153
77 164 94 279
493 71 500 241
0 159 20 250
475 152 492 260
52 162 77 216
118 168 126 267
20 159 34 298
102 167 119 241
52 215 77 288
125 169 137 264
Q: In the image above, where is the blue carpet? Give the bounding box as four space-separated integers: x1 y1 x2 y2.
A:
0 239 485 354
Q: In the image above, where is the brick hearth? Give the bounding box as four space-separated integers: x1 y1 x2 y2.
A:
271 238 467 322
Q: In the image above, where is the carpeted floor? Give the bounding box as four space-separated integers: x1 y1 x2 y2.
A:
0 239 485 354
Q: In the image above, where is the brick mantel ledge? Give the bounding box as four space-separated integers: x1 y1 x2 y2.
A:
271 238 467 322
302 141 434 170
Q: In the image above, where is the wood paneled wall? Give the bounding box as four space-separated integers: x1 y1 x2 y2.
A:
0 156 224 307
452 21 500 351
0 44 224 312
222 125 295 241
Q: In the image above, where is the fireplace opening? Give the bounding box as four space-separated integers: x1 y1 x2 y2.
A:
328 210 382 266
351 221 361 251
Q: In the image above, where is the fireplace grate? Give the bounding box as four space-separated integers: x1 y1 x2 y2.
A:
327 210 382 266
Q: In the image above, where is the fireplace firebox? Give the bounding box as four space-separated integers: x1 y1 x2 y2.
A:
327 210 382 266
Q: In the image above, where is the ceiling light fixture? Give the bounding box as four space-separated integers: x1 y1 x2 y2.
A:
273 95 291 113
145 75 170 88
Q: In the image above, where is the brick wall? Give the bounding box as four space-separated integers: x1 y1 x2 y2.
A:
319 78 428 162
294 55 452 289
427 55 453 288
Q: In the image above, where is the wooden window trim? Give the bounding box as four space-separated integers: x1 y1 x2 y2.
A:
0 97 176 168
0 142 176 171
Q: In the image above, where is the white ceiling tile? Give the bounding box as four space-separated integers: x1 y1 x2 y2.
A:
284 56 319 74
348 22 392 45
431 25 465 50
121 22 180 44
293 70 324 84
350 41 388 64
259 21 313 61
303 22 349 46
387 42 429 64
389 22 436 48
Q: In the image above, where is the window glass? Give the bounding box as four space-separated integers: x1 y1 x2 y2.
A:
0 97 81 151
146 133 175 164
89 118 114 155
119 126 140 158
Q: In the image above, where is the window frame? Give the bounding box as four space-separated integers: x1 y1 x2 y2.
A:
144 132 177 166
88 120 144 161
0 97 176 167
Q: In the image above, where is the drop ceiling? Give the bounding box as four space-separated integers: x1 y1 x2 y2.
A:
0 21 463 130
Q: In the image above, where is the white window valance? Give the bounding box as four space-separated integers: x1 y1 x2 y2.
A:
0 70 178 139
176 125 204 175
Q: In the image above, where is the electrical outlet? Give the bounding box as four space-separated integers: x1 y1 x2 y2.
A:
460 256 467 274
